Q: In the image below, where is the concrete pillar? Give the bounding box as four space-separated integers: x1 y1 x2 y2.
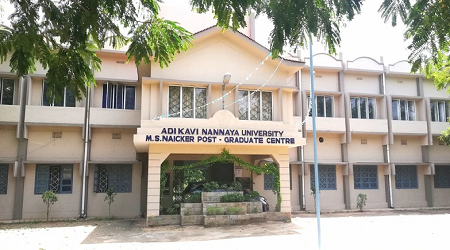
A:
147 152 169 219
272 152 291 212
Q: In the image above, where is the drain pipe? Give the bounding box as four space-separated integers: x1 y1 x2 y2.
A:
381 71 394 208
80 85 91 218
300 146 306 209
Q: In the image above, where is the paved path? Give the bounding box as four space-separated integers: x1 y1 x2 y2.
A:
1 209 449 250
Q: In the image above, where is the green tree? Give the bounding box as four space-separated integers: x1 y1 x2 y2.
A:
42 190 58 221
191 0 363 57
0 0 192 102
104 188 117 217
379 0 450 144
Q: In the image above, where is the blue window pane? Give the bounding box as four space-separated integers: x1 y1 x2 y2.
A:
102 84 108 108
1 79 14 105
117 85 123 109
395 165 418 189
354 165 378 189
434 165 450 188
264 173 274 190
125 86 135 110
0 164 8 194
310 165 336 190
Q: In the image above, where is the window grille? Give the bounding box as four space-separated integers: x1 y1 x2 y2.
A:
238 90 273 121
0 164 8 194
35 165 73 194
434 165 450 188
264 173 274 190
0 78 14 105
168 86 206 118
310 165 336 190
354 165 378 189
94 165 132 193
395 165 418 189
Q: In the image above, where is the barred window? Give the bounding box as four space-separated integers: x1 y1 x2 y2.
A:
0 164 8 194
42 81 76 107
434 165 450 188
94 165 132 193
354 165 378 189
168 86 206 118
395 165 418 189
102 82 135 110
264 173 274 190
35 165 73 194
238 90 272 121
310 165 336 190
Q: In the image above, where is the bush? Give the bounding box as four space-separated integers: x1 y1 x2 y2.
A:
206 206 224 215
227 181 243 191
356 193 367 212
220 193 245 202
183 193 201 203
42 190 58 221
203 181 220 192
226 207 244 215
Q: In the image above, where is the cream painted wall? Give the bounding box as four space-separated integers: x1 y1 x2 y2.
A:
348 165 388 209
151 34 291 86
304 164 346 211
301 71 339 92
252 172 277 211
392 165 427 208
347 135 384 162
0 126 19 161
389 136 423 163
95 54 138 82
423 79 448 98
385 76 418 96
0 164 15 220
432 176 450 207
344 74 380 94
428 137 450 163
87 163 142 218
304 133 342 162
290 164 301 211
27 126 83 162
90 128 137 161
22 164 81 219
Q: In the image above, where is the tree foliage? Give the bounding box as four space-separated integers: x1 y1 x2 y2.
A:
0 0 193 102
190 0 363 57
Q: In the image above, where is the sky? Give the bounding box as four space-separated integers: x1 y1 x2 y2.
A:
0 0 410 64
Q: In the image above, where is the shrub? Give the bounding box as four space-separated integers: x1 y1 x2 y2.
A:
227 181 243 191
226 206 244 215
220 193 245 202
203 181 220 192
166 203 180 215
206 206 224 215
356 193 367 212
104 188 117 217
248 190 260 198
183 193 201 203
42 190 58 221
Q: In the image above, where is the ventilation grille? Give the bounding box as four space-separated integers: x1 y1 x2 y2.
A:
397 80 403 83
316 75 323 78
401 139 407 145
361 139 368 145
356 77 363 80
112 133 121 139
116 61 125 64
52 132 62 138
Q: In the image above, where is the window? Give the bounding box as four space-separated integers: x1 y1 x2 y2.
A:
434 165 450 188
351 97 376 119
102 82 135 110
308 95 334 117
94 164 132 193
431 100 449 122
238 90 272 121
264 173 274 190
395 165 418 189
35 165 73 194
0 78 14 105
0 164 8 194
354 165 378 189
42 81 76 107
168 86 206 118
392 99 415 121
310 165 336 190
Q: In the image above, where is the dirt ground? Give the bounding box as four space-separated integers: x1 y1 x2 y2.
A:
1 208 450 250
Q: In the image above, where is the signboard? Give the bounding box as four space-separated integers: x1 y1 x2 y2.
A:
144 127 297 145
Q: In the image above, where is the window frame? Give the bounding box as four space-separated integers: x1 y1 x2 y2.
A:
353 165 378 189
93 164 133 193
351 97 376 119
310 165 337 190
430 100 449 122
238 90 273 121
34 164 73 194
392 99 416 121
395 165 418 189
264 173 274 190
0 164 8 194
167 85 207 118
434 165 450 188
308 95 334 118
0 78 15 105
42 81 76 107
102 82 136 110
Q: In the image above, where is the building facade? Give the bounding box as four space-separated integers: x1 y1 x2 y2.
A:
1 25 450 222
